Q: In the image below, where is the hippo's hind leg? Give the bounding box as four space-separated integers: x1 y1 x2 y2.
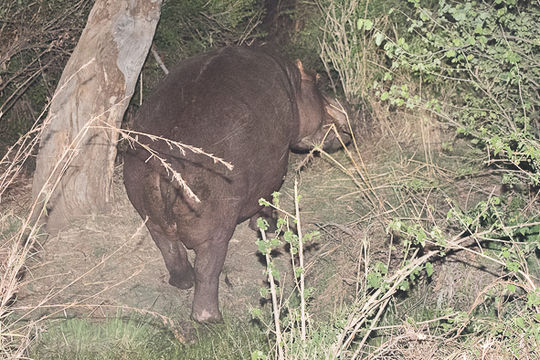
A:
124 155 195 289
190 225 236 323
146 222 195 289
140 170 196 289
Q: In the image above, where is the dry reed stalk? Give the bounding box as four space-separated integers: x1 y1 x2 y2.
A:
259 226 285 360
293 178 306 341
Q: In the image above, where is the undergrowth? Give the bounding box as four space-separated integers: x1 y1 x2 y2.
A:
247 1 539 358
0 0 93 148
1 0 538 359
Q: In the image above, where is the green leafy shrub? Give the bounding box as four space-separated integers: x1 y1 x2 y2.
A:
374 0 539 185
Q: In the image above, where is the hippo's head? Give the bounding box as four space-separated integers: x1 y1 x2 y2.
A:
290 60 352 152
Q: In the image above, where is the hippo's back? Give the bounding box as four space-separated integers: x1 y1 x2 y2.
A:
124 47 302 229
133 47 300 158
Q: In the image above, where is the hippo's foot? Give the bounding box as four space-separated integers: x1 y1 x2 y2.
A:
191 290 223 323
191 307 223 323
168 268 195 289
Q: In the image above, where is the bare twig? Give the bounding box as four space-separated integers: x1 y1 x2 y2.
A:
151 44 169 75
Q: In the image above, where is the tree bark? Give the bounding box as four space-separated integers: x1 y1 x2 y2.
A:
32 0 162 234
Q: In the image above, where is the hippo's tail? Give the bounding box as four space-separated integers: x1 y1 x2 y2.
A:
124 136 233 193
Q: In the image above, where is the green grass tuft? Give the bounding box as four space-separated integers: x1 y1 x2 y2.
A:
30 315 269 360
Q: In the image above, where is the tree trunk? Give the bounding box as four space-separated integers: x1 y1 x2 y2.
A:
32 0 162 234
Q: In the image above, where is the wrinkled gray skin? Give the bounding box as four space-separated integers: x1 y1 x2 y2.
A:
123 46 350 322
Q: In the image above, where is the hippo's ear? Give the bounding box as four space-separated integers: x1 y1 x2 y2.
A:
295 59 304 71
323 95 350 134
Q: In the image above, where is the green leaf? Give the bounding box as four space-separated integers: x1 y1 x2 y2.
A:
367 272 383 289
258 198 271 207
387 219 402 233
425 262 434 277
271 192 280 207
364 19 373 30
256 239 268 254
527 290 540 307
251 350 267 360
505 50 520 64
357 19 373 31
399 280 410 291
374 32 385 46
506 261 520 272
375 261 388 275
257 217 269 231
283 231 294 243
270 263 280 278
514 317 525 329
250 307 263 320
445 49 457 58
304 230 319 242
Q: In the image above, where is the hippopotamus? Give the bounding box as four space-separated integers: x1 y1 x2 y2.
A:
123 46 350 322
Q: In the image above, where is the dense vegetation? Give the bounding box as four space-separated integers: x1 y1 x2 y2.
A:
1 0 538 359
